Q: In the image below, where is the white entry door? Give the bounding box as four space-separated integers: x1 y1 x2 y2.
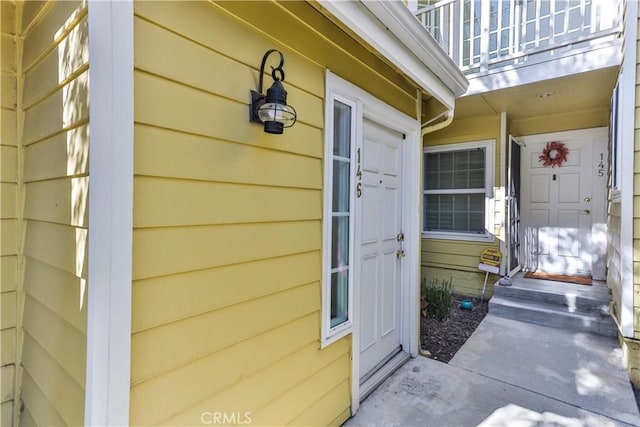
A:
359 118 404 380
521 138 593 275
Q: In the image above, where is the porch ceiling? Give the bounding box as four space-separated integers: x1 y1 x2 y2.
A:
453 66 619 120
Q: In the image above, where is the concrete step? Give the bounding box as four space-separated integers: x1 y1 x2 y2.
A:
489 295 617 337
493 283 610 313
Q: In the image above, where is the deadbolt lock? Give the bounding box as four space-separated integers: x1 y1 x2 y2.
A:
396 233 405 242
584 197 591 203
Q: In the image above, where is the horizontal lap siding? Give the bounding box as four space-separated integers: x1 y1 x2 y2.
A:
132 0 421 422
129 1 368 424
608 200 623 326
18 2 88 425
634 9 640 340
510 107 610 136
1 1 17 423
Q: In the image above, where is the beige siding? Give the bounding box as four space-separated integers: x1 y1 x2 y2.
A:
17 1 89 425
608 199 623 325
421 115 502 295
1 1 18 423
618 10 640 387
510 107 610 136
131 1 420 424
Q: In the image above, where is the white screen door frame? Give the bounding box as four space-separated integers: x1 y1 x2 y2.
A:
507 135 523 277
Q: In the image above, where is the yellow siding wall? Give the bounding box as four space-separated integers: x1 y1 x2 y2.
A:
421 115 502 296
622 6 640 386
130 1 417 425
1 2 17 424
510 107 610 136
18 1 89 425
607 200 622 324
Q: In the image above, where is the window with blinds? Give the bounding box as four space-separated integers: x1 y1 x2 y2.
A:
423 140 495 240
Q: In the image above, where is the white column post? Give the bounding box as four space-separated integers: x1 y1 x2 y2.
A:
619 0 638 338
85 1 134 425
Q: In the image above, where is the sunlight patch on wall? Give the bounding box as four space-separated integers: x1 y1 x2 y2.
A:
56 5 89 313
62 71 88 129
70 177 88 227
66 125 88 177
75 228 87 310
57 18 88 84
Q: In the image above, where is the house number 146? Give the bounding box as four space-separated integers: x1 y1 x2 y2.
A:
356 148 362 198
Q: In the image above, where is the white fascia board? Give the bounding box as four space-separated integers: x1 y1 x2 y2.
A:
317 0 468 110
465 41 623 96
86 0 134 425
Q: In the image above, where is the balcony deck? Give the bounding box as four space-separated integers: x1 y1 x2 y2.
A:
412 0 623 95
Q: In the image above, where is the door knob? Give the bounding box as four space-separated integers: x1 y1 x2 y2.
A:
396 250 405 259
581 209 591 215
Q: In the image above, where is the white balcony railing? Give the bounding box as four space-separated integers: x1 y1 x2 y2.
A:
414 0 622 75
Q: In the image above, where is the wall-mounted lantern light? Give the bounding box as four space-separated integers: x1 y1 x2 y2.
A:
249 49 297 134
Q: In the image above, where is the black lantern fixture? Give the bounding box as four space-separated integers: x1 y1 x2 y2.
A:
249 49 297 134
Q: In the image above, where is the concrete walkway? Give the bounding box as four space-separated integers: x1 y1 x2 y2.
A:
344 315 640 427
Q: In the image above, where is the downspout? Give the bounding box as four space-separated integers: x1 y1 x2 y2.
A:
421 109 454 135
418 106 454 359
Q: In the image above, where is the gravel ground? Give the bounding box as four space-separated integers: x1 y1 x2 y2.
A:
420 293 489 363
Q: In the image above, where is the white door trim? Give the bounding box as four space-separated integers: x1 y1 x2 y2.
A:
86 2 134 425
517 127 608 279
324 72 419 416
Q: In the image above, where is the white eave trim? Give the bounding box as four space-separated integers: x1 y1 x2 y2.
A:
317 0 468 110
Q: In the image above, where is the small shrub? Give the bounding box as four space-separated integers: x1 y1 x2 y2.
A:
421 277 453 320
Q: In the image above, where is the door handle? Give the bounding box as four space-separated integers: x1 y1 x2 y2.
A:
396 250 405 259
581 209 591 215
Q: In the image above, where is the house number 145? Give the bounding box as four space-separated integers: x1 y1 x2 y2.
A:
597 152 605 177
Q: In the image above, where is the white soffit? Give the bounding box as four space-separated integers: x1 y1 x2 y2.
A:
317 0 468 110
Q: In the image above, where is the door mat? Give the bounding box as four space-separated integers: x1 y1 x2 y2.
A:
523 271 592 286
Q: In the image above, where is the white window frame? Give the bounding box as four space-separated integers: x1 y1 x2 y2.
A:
321 88 359 348
610 82 621 201
422 139 495 242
